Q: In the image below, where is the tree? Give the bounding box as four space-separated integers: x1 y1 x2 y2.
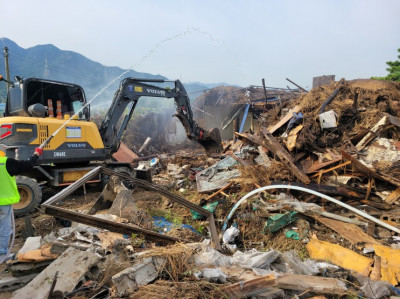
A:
374 48 400 82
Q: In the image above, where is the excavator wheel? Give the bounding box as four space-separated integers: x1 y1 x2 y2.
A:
13 176 42 217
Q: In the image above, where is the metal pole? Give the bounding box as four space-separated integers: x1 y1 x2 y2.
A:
3 47 11 91
286 77 308 93
262 78 268 106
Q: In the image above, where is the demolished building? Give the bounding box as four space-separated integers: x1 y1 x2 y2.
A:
1 78 400 298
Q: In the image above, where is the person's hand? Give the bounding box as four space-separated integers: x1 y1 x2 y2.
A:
34 147 43 156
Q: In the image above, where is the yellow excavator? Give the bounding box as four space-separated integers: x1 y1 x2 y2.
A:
0 75 222 216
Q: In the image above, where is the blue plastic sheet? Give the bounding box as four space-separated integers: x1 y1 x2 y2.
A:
153 216 201 235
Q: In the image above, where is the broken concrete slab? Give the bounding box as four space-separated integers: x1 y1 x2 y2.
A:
0 273 36 292
12 247 102 298
112 256 166 297
9 259 53 277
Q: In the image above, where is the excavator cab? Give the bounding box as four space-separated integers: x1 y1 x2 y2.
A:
5 77 89 120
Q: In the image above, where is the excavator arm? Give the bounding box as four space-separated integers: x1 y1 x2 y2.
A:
98 78 222 155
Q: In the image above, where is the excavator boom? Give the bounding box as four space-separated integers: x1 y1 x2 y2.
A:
98 78 222 155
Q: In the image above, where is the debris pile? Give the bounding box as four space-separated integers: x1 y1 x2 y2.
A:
1 79 400 298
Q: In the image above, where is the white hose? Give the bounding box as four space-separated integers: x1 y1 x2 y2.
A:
0 208 16 264
221 184 400 234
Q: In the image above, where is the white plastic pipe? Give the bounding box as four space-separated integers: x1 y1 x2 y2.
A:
222 184 400 235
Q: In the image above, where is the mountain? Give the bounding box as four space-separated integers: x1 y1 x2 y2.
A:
0 38 220 104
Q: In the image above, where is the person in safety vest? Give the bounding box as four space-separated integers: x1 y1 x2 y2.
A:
0 147 43 261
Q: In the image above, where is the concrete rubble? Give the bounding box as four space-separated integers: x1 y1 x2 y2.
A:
1 78 400 298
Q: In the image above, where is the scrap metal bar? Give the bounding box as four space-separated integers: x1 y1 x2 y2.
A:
42 166 221 250
101 168 213 216
104 168 222 249
42 204 181 244
42 166 102 206
285 78 308 93
101 168 222 250
238 103 250 134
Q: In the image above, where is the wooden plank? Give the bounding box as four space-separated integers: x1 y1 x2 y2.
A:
306 156 343 174
276 273 347 295
310 161 352 177
385 187 400 204
360 199 392 210
356 116 389 151
370 255 382 281
267 105 301 134
223 274 278 298
314 216 380 245
261 128 310 184
285 124 303 151
206 182 234 201
383 112 400 128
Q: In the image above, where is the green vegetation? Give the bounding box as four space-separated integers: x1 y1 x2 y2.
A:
373 48 400 82
131 233 145 247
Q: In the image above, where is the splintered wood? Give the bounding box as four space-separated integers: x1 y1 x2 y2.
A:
314 216 381 245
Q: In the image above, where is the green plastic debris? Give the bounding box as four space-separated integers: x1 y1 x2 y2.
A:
263 211 298 233
191 201 219 220
285 229 300 240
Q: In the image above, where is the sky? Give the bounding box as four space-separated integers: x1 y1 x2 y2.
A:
1 0 399 89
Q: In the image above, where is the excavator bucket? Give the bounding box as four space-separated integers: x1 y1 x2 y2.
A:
198 127 223 155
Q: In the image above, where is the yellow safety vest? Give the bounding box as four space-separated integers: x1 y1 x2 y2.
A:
0 157 20 205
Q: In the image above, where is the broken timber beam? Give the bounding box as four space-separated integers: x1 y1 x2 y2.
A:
342 151 400 187
276 273 347 295
314 216 380 245
383 112 400 128
356 115 389 151
267 105 302 134
224 273 347 297
318 79 345 114
385 187 400 204
223 274 278 298
261 128 310 184
206 182 234 201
